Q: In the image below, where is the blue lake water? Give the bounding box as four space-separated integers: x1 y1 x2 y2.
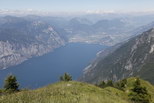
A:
0 43 107 89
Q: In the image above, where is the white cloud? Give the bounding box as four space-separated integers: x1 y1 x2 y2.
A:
86 10 115 14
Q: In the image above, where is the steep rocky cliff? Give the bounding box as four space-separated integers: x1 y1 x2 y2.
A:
0 16 65 69
80 28 154 84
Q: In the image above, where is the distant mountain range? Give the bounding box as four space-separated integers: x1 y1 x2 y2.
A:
80 28 154 84
1 15 154 70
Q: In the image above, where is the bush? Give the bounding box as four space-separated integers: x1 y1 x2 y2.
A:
129 78 151 103
115 79 127 90
4 75 19 92
97 81 106 88
97 80 114 88
106 80 114 87
60 73 72 81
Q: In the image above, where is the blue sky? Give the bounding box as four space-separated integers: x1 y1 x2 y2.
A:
0 0 154 12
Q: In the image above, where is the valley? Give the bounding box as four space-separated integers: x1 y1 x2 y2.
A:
1 0 154 103
1 14 154 88
0 43 106 89
1 14 154 70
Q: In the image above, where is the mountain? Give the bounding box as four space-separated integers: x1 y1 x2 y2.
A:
65 17 154 46
92 19 125 34
0 16 65 69
0 77 154 103
129 21 154 37
80 28 154 84
1 15 154 70
65 18 134 46
1 13 154 47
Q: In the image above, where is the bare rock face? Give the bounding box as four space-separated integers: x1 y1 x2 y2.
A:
80 28 154 84
0 16 65 69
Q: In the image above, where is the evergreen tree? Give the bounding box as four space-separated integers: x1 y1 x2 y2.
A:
60 73 72 81
129 78 151 103
4 75 19 92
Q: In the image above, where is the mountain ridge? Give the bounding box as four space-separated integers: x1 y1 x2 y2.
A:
0 16 65 69
80 28 154 84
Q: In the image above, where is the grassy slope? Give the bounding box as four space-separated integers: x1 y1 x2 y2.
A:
0 81 129 103
0 78 154 103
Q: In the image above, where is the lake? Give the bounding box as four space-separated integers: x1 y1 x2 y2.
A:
0 43 107 89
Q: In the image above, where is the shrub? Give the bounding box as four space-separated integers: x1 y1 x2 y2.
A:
106 80 114 87
60 73 72 81
4 75 19 92
115 79 127 90
97 80 114 88
97 81 106 88
129 78 151 103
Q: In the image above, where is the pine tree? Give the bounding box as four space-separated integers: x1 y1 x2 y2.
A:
4 75 19 92
60 73 72 81
129 78 151 103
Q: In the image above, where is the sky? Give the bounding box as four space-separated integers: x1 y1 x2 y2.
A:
0 0 154 13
